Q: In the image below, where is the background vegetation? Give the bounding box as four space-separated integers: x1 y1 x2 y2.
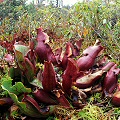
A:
0 0 120 63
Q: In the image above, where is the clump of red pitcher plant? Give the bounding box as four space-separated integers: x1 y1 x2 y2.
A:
0 27 120 119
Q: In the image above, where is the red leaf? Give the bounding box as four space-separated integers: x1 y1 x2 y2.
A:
0 97 13 106
54 47 62 64
23 94 56 117
33 89 58 104
75 70 103 88
42 61 57 92
62 58 79 94
75 62 115 89
77 45 103 71
112 91 120 107
61 42 72 69
24 57 35 82
58 94 71 108
70 38 84 57
35 27 57 64
36 27 49 43
102 62 115 72
103 64 120 94
55 90 71 108
23 94 41 112
75 38 84 50
83 45 103 58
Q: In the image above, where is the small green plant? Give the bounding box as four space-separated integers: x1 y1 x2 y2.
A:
89 92 102 103
78 104 116 120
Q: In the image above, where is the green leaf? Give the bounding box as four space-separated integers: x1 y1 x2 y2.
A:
14 45 29 56
23 57 35 82
2 80 31 95
9 92 42 118
15 50 24 62
14 51 35 83
30 78 43 88
1 80 42 118
14 45 29 68
1 80 56 118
